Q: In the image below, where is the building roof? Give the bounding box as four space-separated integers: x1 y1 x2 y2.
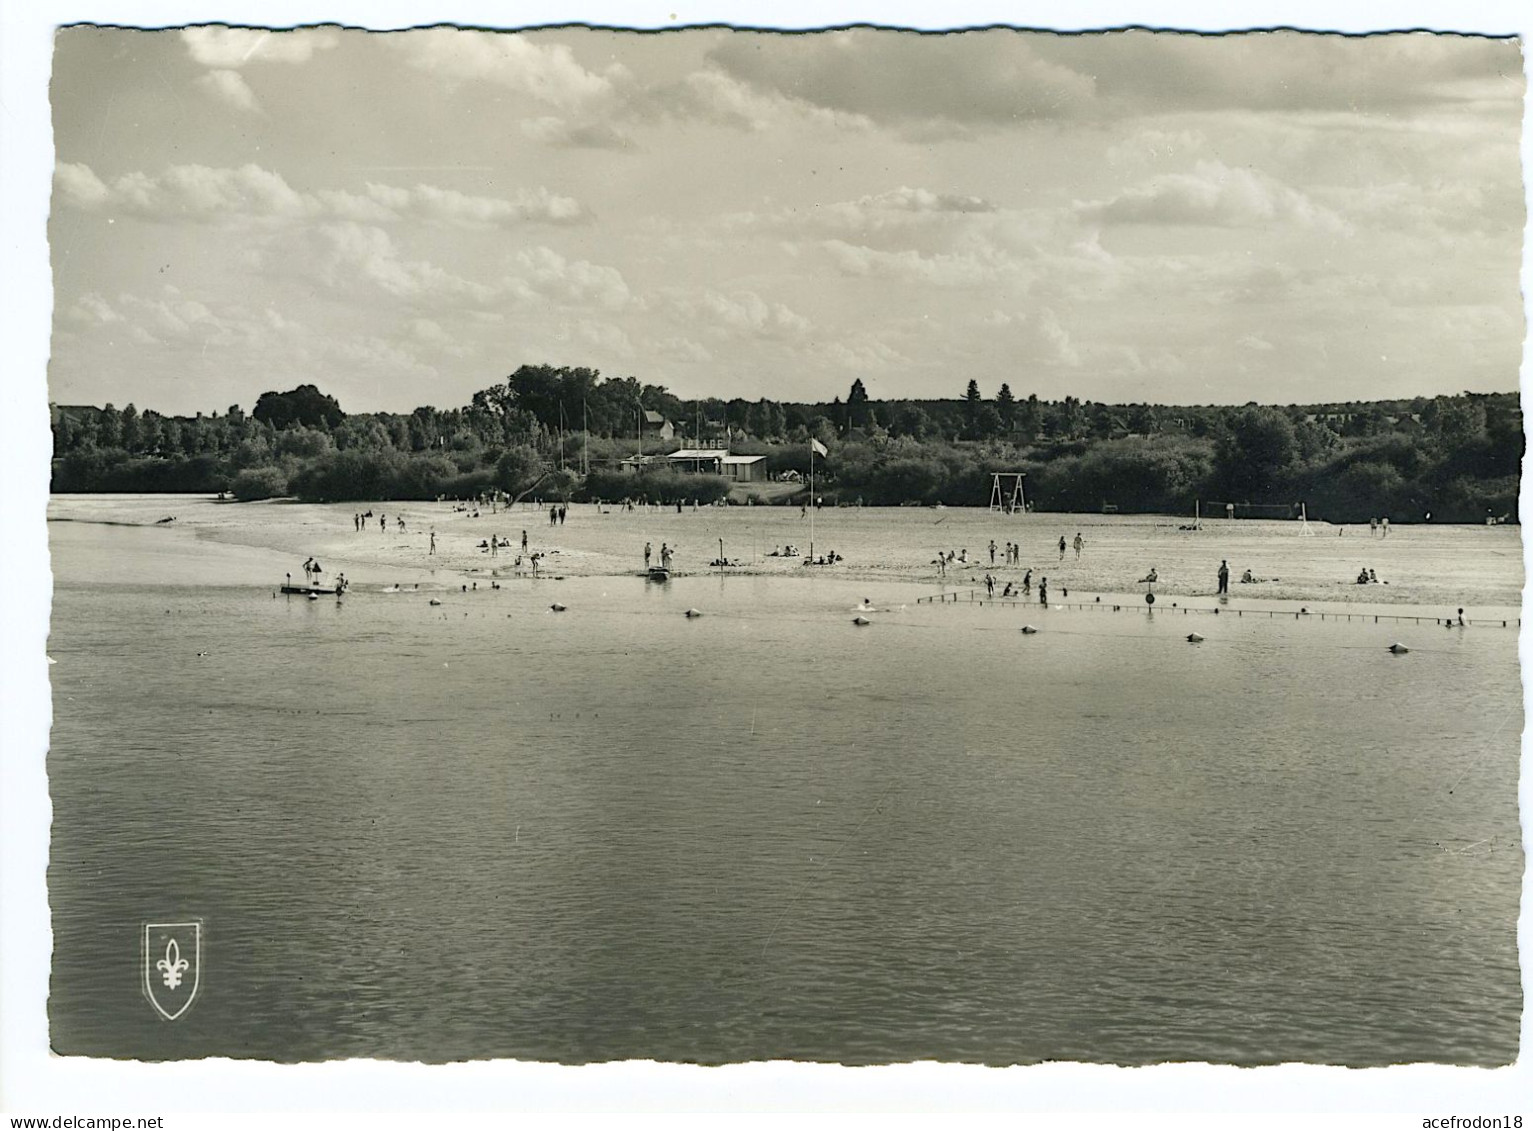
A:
666 448 727 460
720 455 766 465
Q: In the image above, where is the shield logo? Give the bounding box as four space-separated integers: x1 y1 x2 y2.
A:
143 921 201 1021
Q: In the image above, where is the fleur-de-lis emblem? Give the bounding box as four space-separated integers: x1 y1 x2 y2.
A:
143 921 201 1021
156 937 189 989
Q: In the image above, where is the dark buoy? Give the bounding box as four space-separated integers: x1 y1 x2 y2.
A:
550 603 567 612
1145 592 1155 605
1020 625 1039 635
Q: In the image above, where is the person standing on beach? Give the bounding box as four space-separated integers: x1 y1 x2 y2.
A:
522 530 528 551
1022 569 1032 596
985 573 995 596
1039 577 1048 605
1381 517 1390 537
1073 533 1084 560
429 531 436 555
491 535 498 557
1058 536 1066 561
645 542 653 568
989 540 997 565
1217 559 1229 595
1370 517 1378 537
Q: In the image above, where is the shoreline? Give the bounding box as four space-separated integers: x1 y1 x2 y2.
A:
47 493 1526 611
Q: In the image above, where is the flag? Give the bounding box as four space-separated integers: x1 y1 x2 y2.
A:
810 438 828 457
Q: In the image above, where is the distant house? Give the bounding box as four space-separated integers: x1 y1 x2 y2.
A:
643 410 675 441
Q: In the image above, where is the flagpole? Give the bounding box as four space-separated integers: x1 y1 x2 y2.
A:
809 440 815 562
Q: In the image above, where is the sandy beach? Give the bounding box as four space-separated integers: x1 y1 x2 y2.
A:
47 493 1525 611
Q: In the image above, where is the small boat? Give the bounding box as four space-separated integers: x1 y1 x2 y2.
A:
647 566 671 582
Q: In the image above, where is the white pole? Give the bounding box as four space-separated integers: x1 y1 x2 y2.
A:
809 442 815 562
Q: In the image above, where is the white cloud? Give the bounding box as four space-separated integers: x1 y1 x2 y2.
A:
113 289 269 349
820 335 909 371
320 182 584 226
1106 128 1207 166
67 293 123 326
388 29 617 113
662 288 811 339
651 336 714 363
632 66 875 134
822 239 1015 288
707 31 1097 127
196 69 260 113
318 223 494 302
521 116 634 151
181 27 340 69
54 163 110 209
504 247 631 311
56 163 585 228
1037 308 1081 368
1080 160 1349 233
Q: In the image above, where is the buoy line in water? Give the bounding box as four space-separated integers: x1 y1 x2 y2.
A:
917 590 1518 628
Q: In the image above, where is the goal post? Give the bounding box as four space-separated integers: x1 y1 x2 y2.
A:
1199 500 1301 520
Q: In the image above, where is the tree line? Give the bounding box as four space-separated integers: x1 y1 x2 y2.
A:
49 367 1522 522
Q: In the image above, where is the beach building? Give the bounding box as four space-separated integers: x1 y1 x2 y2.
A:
665 446 767 482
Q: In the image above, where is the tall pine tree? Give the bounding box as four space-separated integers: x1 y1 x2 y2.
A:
962 379 983 439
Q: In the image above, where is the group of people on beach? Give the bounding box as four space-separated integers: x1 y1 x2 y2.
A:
353 511 405 533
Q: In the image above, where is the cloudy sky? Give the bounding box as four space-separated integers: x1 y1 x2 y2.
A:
49 25 1525 416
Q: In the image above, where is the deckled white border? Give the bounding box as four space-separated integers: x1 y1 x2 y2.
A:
2 2 1528 1122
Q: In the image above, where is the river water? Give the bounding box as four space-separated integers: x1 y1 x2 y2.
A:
45 516 1523 1064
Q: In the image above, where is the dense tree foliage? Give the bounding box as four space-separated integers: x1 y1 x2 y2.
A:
49 372 1521 522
